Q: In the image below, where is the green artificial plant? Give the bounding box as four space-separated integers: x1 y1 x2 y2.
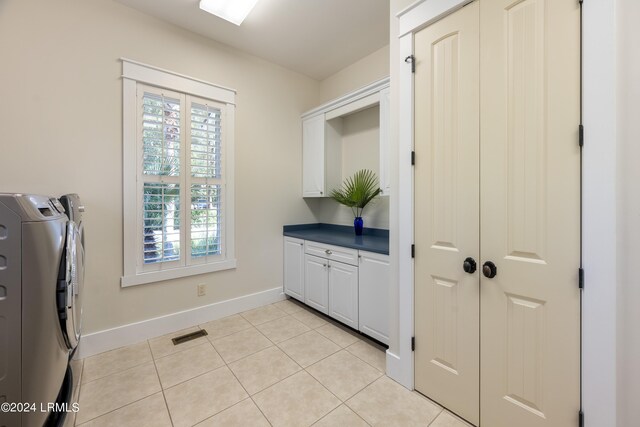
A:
330 169 382 218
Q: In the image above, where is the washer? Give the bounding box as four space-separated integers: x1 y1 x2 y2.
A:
58 194 84 355
0 194 81 427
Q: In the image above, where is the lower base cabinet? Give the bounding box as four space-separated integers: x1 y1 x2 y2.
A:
283 237 389 344
358 251 390 344
304 254 329 314
283 237 305 301
328 260 359 329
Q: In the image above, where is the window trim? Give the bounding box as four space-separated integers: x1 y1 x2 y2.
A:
121 59 236 287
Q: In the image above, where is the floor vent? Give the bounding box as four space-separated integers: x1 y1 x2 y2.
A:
171 329 208 345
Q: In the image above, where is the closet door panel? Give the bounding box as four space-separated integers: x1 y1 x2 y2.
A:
414 2 480 425
480 1 581 426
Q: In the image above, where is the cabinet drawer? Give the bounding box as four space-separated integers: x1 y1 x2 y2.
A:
304 241 358 266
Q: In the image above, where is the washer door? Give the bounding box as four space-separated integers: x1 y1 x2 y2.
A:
72 222 84 346
60 221 81 349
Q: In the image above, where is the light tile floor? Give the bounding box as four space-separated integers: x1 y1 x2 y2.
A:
71 299 472 427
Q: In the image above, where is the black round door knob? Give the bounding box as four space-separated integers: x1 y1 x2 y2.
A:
482 261 497 278
463 257 477 274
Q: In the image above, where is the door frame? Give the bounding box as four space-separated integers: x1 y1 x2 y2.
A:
391 1 618 426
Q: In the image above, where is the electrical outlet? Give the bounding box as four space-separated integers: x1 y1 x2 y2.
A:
197 284 206 297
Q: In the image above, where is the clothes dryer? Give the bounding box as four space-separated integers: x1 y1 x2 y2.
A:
0 194 76 427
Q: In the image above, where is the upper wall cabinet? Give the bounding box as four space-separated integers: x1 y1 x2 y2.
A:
302 78 391 198
302 115 342 197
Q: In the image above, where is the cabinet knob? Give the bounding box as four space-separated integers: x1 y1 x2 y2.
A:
325 250 332 255
482 261 497 279
463 257 477 274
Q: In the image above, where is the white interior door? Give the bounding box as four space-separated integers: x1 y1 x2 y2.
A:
414 2 480 425
479 1 581 426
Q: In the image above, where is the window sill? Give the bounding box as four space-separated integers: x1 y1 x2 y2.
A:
121 259 237 287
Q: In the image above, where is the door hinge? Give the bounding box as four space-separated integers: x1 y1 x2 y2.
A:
578 267 585 289
579 124 584 147
411 336 416 351
411 151 416 165
405 55 416 73
578 410 584 427
411 244 415 258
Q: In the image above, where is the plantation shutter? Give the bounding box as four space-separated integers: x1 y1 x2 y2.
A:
139 87 184 270
188 98 225 263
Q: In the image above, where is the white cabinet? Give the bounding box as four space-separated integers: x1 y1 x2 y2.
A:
304 254 329 314
303 241 358 327
379 87 391 196
302 115 341 197
285 237 389 343
302 115 325 197
283 237 304 301
328 261 359 329
358 251 390 345
301 78 390 198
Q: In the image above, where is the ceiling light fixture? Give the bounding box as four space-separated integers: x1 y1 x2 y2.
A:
199 0 260 26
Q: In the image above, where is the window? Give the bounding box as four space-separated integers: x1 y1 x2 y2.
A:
121 60 236 287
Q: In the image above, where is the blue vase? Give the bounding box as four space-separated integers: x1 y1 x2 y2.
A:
354 217 363 236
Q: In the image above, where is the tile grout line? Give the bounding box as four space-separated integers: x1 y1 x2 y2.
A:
155 340 226 391
236 385 275 426
147 340 176 427
209 327 276 366
155 329 275 394
343 344 386 375
425 407 446 427
223 353 274 427
72 359 85 426
311 402 373 427
75 390 163 426
304 360 383 405
79 342 154 386
274 336 342 370
342 399 375 427
75 361 161 424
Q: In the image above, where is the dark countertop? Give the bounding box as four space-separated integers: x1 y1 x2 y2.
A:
283 223 389 255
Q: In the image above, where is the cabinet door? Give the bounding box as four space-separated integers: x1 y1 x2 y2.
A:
283 237 304 301
304 254 329 314
328 260 359 329
379 87 391 196
358 251 389 344
302 115 326 197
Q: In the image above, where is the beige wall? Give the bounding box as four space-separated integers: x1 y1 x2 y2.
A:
0 0 320 333
319 45 390 104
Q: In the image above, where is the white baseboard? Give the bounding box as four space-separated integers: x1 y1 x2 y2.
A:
76 286 285 359
386 349 413 390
